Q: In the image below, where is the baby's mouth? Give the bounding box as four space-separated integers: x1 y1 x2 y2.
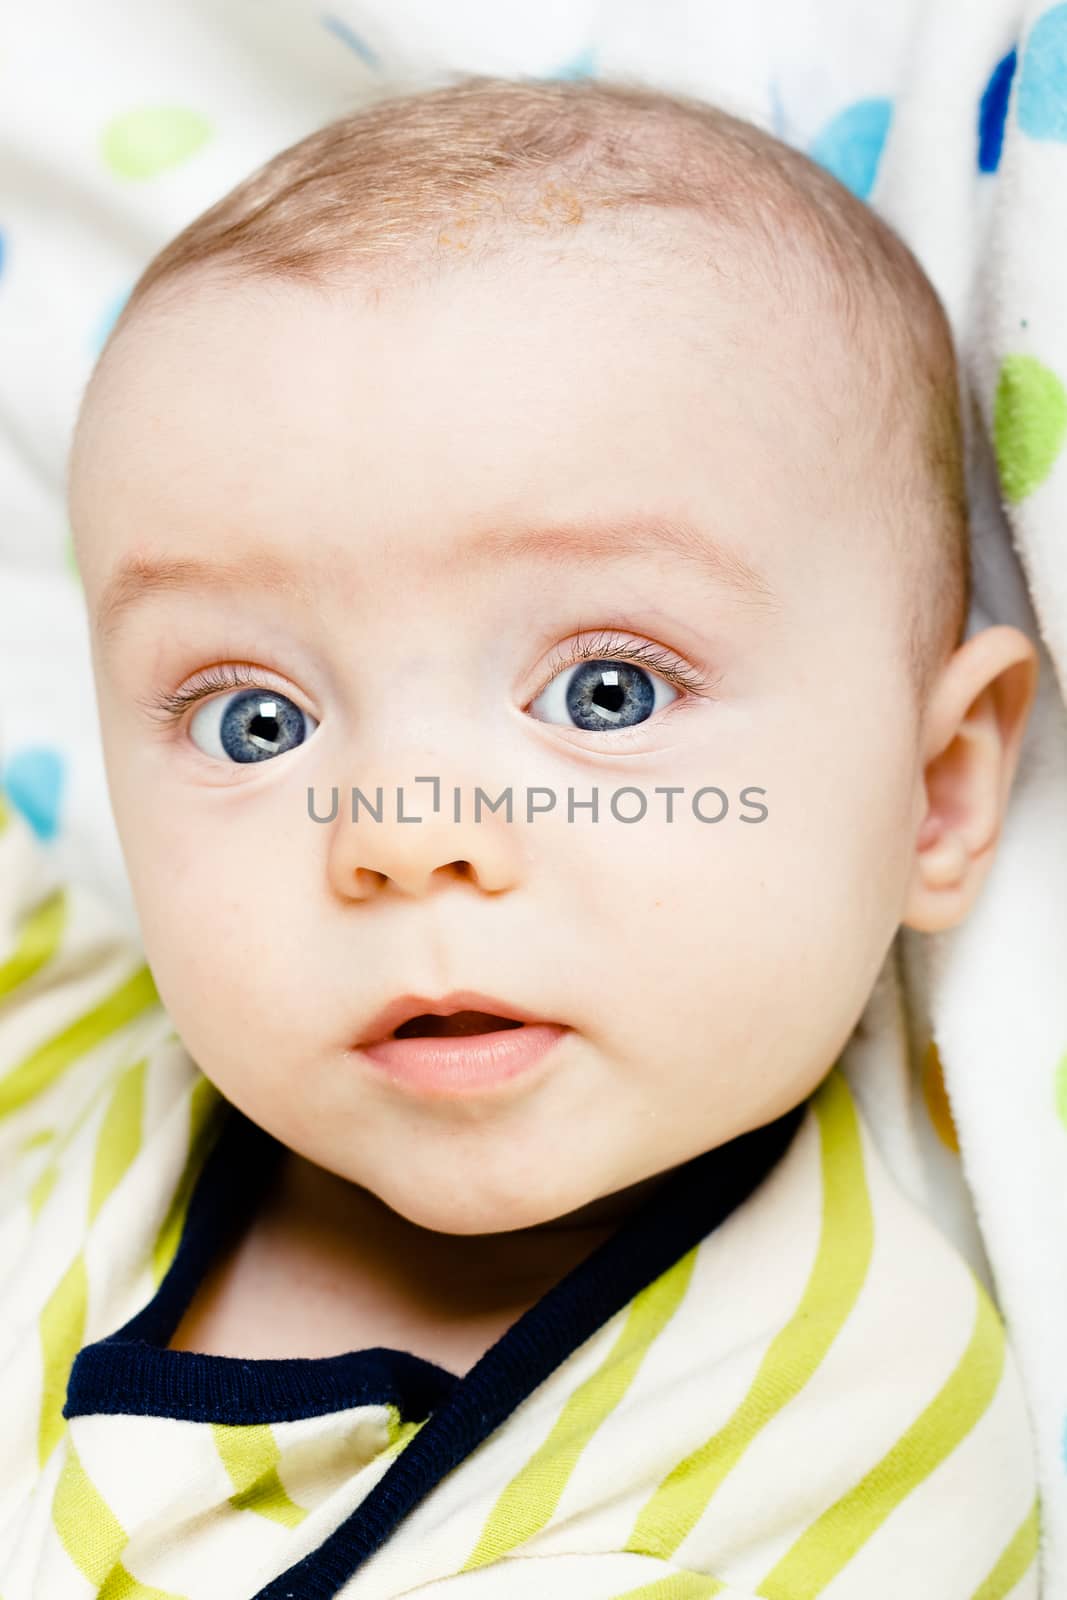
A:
391 1011 527 1040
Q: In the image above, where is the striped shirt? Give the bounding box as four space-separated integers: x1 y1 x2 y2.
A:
0 790 1040 1598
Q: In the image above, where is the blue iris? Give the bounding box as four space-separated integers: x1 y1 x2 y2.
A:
566 660 655 730
219 689 309 763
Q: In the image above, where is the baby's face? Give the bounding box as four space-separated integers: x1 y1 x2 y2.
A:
69 229 929 1235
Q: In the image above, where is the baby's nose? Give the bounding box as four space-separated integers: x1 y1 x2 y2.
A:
323 787 522 900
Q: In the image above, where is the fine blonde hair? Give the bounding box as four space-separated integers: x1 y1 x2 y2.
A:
93 72 970 701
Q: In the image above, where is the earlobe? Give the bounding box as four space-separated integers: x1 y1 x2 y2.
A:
901 625 1038 935
905 819 974 932
913 824 970 890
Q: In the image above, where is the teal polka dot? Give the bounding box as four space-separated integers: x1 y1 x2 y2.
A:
1018 3 1067 140
994 353 1067 501
551 45 597 80
101 107 213 180
2 748 66 841
91 287 130 355
809 98 894 200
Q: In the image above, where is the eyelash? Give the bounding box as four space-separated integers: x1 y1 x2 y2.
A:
139 631 720 729
534 629 720 702
138 662 279 727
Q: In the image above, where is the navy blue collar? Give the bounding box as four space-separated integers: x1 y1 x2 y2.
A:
66 1089 804 1599
67 1105 460 1426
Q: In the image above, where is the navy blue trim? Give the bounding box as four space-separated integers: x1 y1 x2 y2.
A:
65 1105 460 1425
252 1102 805 1600
64 1083 804 1600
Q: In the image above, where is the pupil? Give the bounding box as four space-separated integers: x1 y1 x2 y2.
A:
565 659 655 731
219 688 307 763
248 708 281 752
595 684 625 713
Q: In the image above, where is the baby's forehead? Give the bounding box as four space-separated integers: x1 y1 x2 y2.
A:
78 74 941 538
69 230 897 685
72 216 873 530
74 254 897 651
68 76 964 706
82 203 871 432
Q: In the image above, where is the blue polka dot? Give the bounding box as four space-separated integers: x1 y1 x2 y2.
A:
91 287 130 355
978 47 1018 171
2 747 66 841
1018 2 1067 140
319 14 380 68
552 45 597 80
769 79 787 140
809 98 893 200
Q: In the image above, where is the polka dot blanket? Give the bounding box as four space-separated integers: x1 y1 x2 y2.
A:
0 0 1064 1590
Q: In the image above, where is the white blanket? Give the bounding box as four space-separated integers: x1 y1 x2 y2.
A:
1 0 1065 1589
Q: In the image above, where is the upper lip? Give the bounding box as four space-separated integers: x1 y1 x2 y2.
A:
354 989 554 1047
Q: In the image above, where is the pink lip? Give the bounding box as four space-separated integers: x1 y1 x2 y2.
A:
357 1023 569 1097
355 988 555 1048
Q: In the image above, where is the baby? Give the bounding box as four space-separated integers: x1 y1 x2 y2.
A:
0 72 1042 1599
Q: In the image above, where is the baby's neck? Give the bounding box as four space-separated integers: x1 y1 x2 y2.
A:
267 1148 652 1312
170 1146 666 1371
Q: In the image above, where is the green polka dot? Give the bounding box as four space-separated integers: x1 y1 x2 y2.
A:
100 106 213 180
993 353 1067 502
64 528 81 588
1055 1051 1067 1129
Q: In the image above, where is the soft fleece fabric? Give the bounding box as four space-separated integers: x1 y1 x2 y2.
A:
0 0 1065 1590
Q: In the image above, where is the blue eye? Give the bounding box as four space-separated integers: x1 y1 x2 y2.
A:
189 687 318 764
529 658 678 732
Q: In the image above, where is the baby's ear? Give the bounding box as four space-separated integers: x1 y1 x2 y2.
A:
901 624 1038 933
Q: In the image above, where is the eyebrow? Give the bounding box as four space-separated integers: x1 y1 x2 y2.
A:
95 512 776 643
465 514 777 606
96 551 315 645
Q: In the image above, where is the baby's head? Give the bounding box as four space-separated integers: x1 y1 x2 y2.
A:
66 76 1036 1236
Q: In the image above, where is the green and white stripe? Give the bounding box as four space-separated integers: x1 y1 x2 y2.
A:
0 797 1041 1598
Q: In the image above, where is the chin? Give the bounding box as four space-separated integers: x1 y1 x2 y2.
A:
376 1181 577 1239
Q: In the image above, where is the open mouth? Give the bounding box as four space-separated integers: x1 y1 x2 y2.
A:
355 996 567 1093
391 1010 527 1040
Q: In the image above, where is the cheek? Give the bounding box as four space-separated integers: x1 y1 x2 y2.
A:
114 795 313 1073
569 738 912 1089
549 800 778 1016
738 720 918 1023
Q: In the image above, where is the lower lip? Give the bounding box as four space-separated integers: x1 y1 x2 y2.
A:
356 1023 568 1096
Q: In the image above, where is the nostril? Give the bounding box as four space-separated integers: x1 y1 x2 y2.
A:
352 868 388 891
